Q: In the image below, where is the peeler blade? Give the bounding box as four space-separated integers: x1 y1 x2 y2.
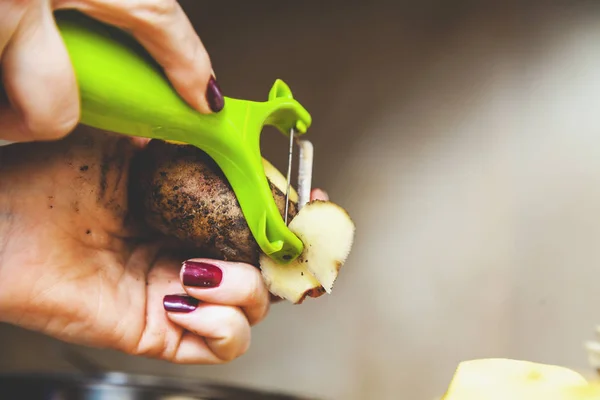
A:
283 130 314 225
296 139 313 209
284 128 295 225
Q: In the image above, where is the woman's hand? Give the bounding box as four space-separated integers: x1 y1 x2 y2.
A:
0 0 222 143
0 127 298 364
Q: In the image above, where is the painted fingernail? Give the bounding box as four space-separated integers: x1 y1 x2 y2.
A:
182 261 223 288
163 294 199 313
206 76 224 112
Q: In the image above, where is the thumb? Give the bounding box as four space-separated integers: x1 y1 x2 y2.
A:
0 3 79 142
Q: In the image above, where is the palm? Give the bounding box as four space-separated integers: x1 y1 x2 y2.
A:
0 127 190 359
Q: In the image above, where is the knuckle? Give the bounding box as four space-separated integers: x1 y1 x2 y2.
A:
147 0 178 15
216 307 243 335
132 330 170 360
160 38 210 82
244 271 262 302
251 300 270 326
189 39 210 67
130 0 178 27
244 271 267 309
218 333 250 362
213 308 249 361
11 0 34 8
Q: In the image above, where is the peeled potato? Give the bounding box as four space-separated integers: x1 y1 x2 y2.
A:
442 358 592 400
259 200 355 303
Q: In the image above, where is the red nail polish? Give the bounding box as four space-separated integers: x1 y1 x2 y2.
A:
206 76 224 112
182 261 223 288
163 294 199 313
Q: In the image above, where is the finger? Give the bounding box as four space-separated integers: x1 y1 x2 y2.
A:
179 259 270 326
0 0 25 52
54 0 223 114
0 3 79 142
136 258 248 364
164 297 250 363
311 188 329 201
172 331 225 364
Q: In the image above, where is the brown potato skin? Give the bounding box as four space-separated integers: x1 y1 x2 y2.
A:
130 140 297 266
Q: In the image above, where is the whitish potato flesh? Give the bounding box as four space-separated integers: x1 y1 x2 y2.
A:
260 258 323 304
442 358 591 400
262 158 298 203
288 200 355 293
259 200 355 303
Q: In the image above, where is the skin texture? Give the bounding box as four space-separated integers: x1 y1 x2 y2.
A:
0 0 335 363
0 127 269 363
0 126 329 362
130 140 298 266
0 0 220 142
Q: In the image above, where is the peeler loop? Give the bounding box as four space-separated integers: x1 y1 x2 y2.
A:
263 80 312 137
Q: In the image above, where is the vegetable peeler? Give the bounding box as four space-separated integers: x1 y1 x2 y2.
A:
53 10 313 264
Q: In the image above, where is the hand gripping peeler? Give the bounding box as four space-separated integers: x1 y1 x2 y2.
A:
53 10 314 265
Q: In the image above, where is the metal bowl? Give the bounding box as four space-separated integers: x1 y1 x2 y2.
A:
0 371 317 400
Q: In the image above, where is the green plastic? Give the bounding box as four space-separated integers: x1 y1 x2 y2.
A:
54 10 312 264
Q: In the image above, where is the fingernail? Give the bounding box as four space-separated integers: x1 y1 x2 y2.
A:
163 294 199 313
206 76 224 112
182 261 223 288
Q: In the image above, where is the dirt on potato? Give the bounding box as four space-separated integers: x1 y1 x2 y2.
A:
129 140 297 266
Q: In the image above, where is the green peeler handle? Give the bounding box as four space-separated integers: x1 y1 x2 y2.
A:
53 10 312 264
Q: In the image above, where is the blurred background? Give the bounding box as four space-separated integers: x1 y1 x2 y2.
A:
2 0 600 399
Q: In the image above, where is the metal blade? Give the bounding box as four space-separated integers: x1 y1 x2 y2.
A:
284 128 295 225
296 139 313 209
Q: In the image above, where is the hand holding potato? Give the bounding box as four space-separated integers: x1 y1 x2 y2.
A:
0 0 223 143
0 0 356 364
0 128 328 363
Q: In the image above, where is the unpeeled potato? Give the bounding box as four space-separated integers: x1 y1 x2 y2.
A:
130 140 298 266
130 140 356 304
